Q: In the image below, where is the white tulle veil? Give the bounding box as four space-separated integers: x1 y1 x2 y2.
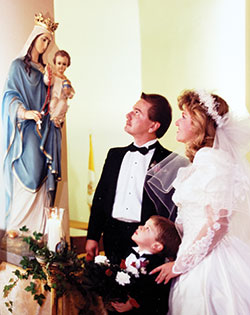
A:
146 112 250 244
214 113 250 243
145 152 190 219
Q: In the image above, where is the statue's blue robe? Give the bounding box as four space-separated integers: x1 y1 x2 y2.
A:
2 58 61 224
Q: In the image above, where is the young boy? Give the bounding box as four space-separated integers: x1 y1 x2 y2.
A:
44 50 75 127
110 215 181 314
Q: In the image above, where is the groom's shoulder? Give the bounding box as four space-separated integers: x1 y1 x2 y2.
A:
108 144 131 154
105 144 131 160
155 142 172 157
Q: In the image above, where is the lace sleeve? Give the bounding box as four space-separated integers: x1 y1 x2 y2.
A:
173 206 230 274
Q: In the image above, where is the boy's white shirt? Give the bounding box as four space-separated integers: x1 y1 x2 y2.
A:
125 246 153 270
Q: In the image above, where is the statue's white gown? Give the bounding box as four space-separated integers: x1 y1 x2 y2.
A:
168 147 250 315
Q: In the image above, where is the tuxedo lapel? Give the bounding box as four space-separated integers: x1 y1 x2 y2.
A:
102 145 131 213
109 142 171 194
148 141 172 170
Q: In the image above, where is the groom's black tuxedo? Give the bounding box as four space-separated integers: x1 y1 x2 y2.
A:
87 141 174 261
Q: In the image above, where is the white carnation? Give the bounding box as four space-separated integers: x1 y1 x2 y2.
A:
126 265 139 278
115 271 131 286
94 255 110 265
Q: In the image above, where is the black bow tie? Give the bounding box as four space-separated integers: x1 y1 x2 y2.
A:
129 142 157 155
131 248 140 258
131 248 150 259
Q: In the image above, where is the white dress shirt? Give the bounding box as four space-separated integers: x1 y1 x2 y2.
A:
125 247 153 269
112 139 157 222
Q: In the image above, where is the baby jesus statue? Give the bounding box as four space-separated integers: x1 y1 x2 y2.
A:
44 50 75 127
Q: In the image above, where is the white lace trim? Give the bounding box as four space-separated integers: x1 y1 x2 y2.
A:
173 227 215 274
172 207 229 275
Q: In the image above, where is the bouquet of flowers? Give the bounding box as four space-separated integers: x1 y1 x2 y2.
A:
75 255 145 310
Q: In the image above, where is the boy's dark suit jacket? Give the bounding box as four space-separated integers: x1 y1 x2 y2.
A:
87 142 175 257
110 250 171 315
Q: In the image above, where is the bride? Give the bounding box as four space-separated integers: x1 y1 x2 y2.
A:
148 89 250 314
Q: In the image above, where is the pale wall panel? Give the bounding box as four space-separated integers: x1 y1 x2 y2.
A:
54 0 142 222
139 0 247 152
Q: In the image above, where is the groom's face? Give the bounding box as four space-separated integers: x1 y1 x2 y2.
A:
124 99 154 138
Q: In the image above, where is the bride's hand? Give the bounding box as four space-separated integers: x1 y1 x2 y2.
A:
150 261 177 284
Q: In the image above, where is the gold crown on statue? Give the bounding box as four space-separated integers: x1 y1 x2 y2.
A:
34 12 59 34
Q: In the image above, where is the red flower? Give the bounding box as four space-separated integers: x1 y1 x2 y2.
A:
105 269 113 276
120 259 126 269
140 260 148 268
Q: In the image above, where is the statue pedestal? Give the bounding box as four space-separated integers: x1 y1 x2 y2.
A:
0 234 33 266
0 248 27 267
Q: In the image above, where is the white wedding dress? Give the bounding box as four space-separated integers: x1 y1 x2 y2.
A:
168 147 250 315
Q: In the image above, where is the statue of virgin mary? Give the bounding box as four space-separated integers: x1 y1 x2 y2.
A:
1 13 61 235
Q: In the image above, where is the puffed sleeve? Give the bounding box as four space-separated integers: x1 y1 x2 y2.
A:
172 148 234 275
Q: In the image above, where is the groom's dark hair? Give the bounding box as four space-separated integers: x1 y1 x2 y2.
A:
141 92 172 139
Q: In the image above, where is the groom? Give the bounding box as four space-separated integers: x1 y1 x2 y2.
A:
86 92 175 263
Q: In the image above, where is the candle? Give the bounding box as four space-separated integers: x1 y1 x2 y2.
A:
46 207 64 251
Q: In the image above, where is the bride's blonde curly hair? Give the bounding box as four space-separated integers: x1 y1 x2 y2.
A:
178 90 229 162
